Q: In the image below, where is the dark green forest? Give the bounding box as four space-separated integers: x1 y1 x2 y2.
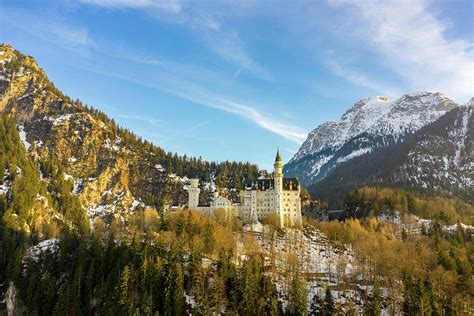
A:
0 114 302 315
5 217 284 315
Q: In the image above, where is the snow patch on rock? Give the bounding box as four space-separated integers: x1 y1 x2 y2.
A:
25 239 59 261
17 125 30 151
0 169 11 195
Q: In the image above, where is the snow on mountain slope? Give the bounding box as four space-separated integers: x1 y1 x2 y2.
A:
369 92 457 137
393 104 473 199
310 102 473 207
291 96 392 162
285 92 458 186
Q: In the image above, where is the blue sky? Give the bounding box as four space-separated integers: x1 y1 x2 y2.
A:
1 0 473 170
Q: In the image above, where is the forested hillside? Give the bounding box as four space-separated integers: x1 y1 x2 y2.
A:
0 43 261 223
0 43 268 314
343 187 474 225
5 211 284 315
0 113 89 289
313 215 473 315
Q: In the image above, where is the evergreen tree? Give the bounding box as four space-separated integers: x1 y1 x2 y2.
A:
192 266 209 315
173 262 185 315
323 286 334 316
287 272 308 315
203 221 215 255
119 265 131 307
210 272 227 314
240 255 261 315
367 277 382 316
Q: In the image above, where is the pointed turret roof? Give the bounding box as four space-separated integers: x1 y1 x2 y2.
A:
275 148 282 163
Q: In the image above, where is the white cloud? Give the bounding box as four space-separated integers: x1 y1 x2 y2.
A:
328 0 474 102
105 47 224 84
82 66 306 143
171 90 306 143
117 114 163 127
325 58 402 97
211 32 273 81
80 0 271 81
80 0 183 13
0 8 94 53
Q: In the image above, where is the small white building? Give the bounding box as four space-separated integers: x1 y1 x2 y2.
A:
188 150 302 228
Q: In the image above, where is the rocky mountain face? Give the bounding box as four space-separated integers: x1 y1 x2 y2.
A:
0 44 259 226
285 92 458 187
392 103 473 199
309 103 474 208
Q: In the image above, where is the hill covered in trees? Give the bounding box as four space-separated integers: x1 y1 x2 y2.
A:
313 214 473 314
343 187 474 225
0 43 261 225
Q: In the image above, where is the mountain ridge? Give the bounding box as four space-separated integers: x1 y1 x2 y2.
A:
285 92 458 187
309 103 473 208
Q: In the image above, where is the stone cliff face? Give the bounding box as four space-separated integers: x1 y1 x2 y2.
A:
0 45 164 221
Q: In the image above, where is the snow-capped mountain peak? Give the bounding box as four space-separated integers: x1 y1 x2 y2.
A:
370 91 457 137
285 91 458 186
291 95 392 162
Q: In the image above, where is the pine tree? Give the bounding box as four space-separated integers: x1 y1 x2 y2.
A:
367 278 382 316
210 272 227 314
240 256 260 315
203 221 215 255
192 266 208 315
173 263 185 315
323 286 334 316
287 272 308 315
119 265 131 307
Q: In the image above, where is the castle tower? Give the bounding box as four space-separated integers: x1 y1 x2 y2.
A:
274 148 283 190
188 179 200 209
274 148 284 227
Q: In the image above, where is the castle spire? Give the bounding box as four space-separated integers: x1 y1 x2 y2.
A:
274 147 283 176
275 147 282 163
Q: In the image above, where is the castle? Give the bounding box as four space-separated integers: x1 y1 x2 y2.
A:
188 149 302 228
